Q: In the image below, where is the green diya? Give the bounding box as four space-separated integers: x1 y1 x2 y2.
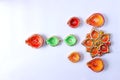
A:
64 34 77 46
46 36 60 47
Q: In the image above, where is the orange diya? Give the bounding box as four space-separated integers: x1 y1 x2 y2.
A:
101 34 110 43
91 29 99 39
82 39 93 47
68 52 81 63
82 29 111 58
87 58 104 72
86 13 105 28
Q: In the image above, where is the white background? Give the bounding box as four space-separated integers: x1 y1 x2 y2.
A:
0 0 120 80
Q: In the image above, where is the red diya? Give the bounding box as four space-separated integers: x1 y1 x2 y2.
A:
82 29 111 58
25 34 44 48
67 17 80 28
86 13 105 28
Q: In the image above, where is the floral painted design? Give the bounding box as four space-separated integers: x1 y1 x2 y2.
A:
82 29 111 58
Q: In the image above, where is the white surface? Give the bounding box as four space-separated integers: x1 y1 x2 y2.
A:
0 0 120 80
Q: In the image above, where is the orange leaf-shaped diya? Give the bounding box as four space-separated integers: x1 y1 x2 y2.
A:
87 58 104 72
86 13 105 27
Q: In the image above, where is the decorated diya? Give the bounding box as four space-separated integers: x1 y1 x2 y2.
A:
82 29 111 58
